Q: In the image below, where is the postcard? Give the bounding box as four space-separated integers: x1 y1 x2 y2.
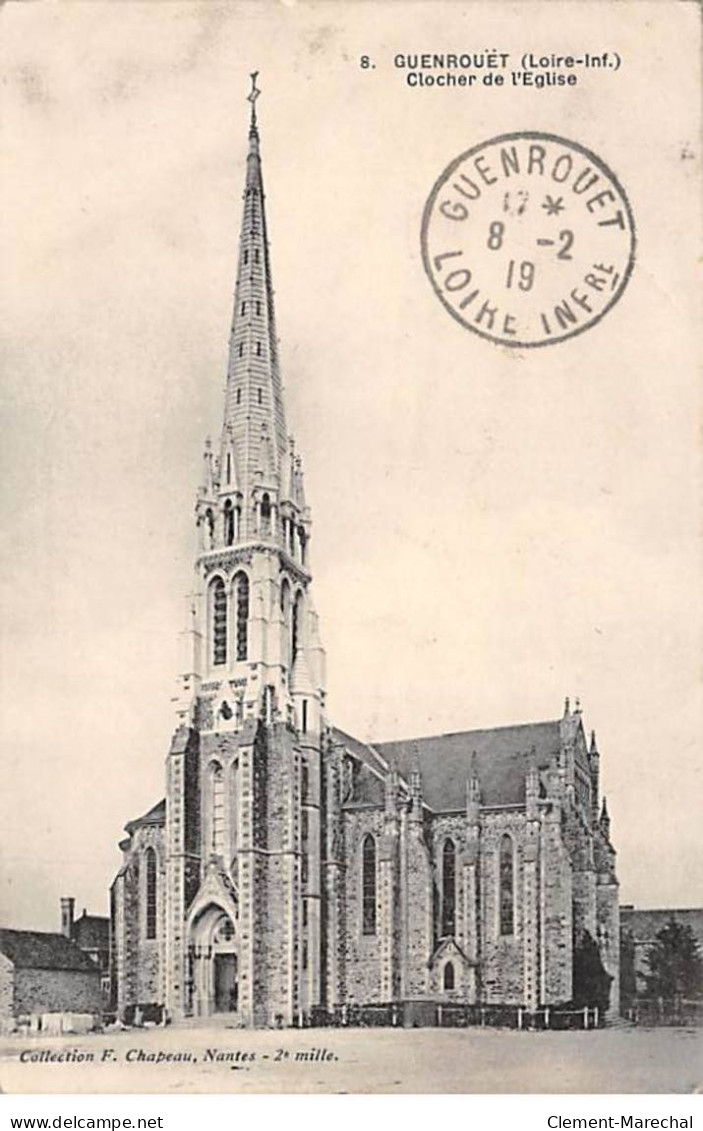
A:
0 0 700 1096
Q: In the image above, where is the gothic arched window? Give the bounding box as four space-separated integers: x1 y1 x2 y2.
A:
499 834 515 936
210 577 227 667
210 763 225 856
362 834 377 936
443 962 455 991
224 499 234 546
234 572 249 661
144 848 157 940
441 838 456 937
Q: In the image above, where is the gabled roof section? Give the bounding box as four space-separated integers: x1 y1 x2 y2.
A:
0 929 100 973
330 725 388 778
375 720 561 810
428 936 477 968
72 913 109 953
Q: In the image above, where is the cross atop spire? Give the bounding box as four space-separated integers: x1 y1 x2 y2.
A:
247 71 261 135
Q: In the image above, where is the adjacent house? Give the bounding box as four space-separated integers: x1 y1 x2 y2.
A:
0 928 101 1028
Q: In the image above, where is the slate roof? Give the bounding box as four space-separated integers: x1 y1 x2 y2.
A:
375 720 562 810
0 929 100 973
348 764 386 807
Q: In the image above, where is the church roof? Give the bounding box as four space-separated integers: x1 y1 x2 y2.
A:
375 720 561 810
348 764 387 807
0 929 100 973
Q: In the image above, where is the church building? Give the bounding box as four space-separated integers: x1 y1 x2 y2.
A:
110 83 619 1028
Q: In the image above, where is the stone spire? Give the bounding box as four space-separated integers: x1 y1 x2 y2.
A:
193 74 313 569
220 73 288 532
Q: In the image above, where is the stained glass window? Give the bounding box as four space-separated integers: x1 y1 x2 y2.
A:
499 834 514 936
441 838 456 937
362 835 377 936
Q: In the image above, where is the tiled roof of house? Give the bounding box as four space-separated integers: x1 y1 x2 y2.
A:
375 720 561 810
0 929 100 973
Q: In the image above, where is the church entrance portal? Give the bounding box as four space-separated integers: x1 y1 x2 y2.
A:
188 906 238 1017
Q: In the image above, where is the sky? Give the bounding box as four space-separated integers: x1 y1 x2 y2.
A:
0 1 700 930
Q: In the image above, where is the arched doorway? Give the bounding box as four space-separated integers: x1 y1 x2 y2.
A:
188 906 238 1017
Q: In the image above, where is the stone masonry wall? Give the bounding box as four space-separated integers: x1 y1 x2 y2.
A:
403 811 433 998
134 824 165 1006
479 810 526 1004
253 723 300 1026
0 953 14 1024
342 808 384 1003
14 968 101 1016
541 809 573 1004
597 878 620 1016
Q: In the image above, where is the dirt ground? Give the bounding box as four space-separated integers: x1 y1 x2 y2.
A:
1 1021 701 1094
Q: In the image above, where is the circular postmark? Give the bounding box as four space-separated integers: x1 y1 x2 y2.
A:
421 131 636 348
